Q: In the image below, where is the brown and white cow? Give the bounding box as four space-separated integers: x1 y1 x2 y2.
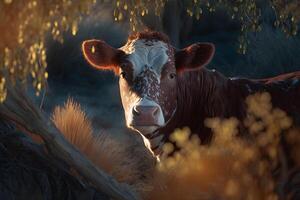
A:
82 31 300 155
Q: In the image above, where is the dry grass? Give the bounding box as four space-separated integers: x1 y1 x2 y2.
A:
52 99 93 151
51 99 156 193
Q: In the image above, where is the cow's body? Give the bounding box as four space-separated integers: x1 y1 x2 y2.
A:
156 69 300 150
82 30 300 155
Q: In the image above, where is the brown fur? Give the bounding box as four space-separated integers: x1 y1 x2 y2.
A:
158 68 300 145
128 30 170 44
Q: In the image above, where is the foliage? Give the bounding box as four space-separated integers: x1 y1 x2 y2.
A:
186 0 299 53
110 0 167 31
111 0 300 54
47 91 300 199
0 0 96 101
34 91 299 199
6 85 299 198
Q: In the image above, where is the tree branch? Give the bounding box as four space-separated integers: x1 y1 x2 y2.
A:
0 83 139 200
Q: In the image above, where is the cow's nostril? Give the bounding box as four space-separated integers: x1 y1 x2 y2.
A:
133 106 140 116
152 106 159 117
133 105 160 118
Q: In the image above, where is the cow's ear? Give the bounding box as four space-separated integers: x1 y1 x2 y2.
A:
82 39 124 73
175 43 215 72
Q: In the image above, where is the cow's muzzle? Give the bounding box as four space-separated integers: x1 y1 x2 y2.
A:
128 97 165 133
132 105 160 125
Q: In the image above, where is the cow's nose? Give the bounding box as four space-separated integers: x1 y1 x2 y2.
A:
133 105 159 117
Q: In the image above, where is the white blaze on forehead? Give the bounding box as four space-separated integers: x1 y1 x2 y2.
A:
120 39 169 78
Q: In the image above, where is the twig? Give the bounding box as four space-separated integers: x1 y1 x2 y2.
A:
39 83 47 110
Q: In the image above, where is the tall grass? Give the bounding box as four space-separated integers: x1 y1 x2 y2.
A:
51 99 156 193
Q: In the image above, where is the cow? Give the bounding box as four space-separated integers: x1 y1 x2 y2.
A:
82 30 300 155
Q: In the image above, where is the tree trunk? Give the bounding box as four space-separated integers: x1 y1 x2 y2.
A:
0 83 139 200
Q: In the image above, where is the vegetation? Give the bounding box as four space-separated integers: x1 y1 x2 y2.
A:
23 91 300 199
52 99 155 194
0 0 96 100
10 89 297 199
149 92 298 199
111 0 300 51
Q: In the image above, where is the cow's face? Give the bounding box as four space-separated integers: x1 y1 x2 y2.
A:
117 39 177 136
82 32 214 137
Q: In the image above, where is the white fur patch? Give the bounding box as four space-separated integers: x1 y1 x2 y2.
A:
120 39 169 79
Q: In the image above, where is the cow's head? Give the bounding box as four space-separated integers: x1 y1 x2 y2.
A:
82 31 214 137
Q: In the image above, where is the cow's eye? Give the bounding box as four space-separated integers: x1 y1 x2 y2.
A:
120 62 131 69
169 73 176 79
121 63 128 68
120 71 127 79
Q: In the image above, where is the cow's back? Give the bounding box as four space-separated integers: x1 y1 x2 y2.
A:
255 71 300 124
256 71 300 84
229 71 300 125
